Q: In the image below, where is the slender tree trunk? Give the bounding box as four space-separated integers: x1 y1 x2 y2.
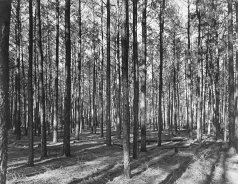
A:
140 0 147 152
93 47 96 134
63 0 71 157
196 0 202 142
37 0 47 159
116 0 122 139
100 0 104 137
75 0 82 140
234 1 238 151
158 0 165 146
53 0 60 143
106 0 111 146
228 0 235 148
133 0 139 159
121 0 131 178
15 0 21 140
28 0 34 166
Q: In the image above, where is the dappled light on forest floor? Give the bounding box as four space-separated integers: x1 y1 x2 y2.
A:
5 130 238 184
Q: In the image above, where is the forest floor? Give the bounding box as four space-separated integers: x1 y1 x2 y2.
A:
6 129 238 184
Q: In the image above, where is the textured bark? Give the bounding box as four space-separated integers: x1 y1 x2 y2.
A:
37 0 47 159
75 0 82 140
121 0 131 178
214 2 220 139
15 0 21 141
106 0 111 146
116 0 122 139
100 0 104 137
234 1 238 151
228 0 235 148
133 0 139 159
196 0 202 142
0 1 11 183
53 0 60 143
28 0 34 166
63 0 71 157
158 0 165 146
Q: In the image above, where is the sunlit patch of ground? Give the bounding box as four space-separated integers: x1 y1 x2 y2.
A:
6 130 238 184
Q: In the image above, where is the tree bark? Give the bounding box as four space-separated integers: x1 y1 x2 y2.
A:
106 0 111 146
37 0 47 159
100 0 104 137
0 1 11 182
228 0 235 148
121 0 131 178
234 1 238 151
53 0 60 143
63 0 71 157
75 0 82 140
133 0 139 159
140 0 147 152
28 0 34 166
158 0 165 146
15 0 21 140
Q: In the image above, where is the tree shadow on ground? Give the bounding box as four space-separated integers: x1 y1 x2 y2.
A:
7 142 119 180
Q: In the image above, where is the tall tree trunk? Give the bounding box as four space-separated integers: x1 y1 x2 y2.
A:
140 0 147 152
196 0 202 142
75 0 82 140
187 0 193 138
121 0 131 178
0 1 11 182
173 31 177 133
133 0 139 159
28 0 34 166
15 0 21 140
228 0 235 148
53 0 60 143
106 0 111 146
116 0 122 139
37 0 47 159
93 46 96 134
234 1 238 151
63 0 71 157
100 0 104 137
158 0 165 146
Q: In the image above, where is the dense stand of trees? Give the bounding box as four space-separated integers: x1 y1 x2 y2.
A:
1 0 238 181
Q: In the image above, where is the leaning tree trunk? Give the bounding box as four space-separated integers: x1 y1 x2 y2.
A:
0 1 11 183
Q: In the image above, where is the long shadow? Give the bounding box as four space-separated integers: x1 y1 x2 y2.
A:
74 140 215 184
8 142 119 180
222 147 228 184
204 143 223 184
67 146 171 184
68 164 122 184
159 141 217 184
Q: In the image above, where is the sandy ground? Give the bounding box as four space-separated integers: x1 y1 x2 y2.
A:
6 130 238 184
